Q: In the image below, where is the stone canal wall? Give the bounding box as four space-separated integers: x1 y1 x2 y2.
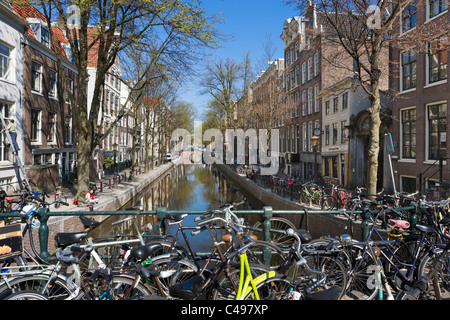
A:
26 159 180 254
214 164 368 240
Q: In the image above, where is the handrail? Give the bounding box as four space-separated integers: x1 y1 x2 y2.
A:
0 206 389 261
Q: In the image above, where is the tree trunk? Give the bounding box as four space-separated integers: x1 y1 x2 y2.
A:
367 89 381 197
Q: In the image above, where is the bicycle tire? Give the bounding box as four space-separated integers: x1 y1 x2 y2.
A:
209 264 271 300
418 247 450 297
111 274 155 299
251 217 297 249
243 241 288 269
0 272 77 300
242 274 292 300
341 245 379 300
3 290 49 300
148 257 199 297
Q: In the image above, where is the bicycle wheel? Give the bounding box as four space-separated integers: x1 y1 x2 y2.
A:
341 245 379 300
323 195 337 210
251 217 297 249
244 241 288 269
209 264 271 300
383 237 422 291
242 274 292 300
148 257 199 296
3 290 49 300
418 248 450 298
0 273 77 300
296 254 348 299
111 274 155 299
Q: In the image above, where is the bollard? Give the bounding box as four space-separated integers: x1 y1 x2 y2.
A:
100 181 103 192
109 179 111 189
361 202 371 241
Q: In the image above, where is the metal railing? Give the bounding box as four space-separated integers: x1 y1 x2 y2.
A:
0 203 420 261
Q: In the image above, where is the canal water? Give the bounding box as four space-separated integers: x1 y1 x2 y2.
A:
91 164 265 253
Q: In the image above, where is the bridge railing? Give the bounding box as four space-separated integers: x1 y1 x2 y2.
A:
0 204 420 261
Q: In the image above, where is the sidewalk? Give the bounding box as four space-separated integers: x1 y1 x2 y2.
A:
51 159 180 213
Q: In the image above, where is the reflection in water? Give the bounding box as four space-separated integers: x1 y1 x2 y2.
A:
94 164 264 253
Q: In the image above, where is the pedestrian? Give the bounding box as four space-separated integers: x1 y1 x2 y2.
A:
1 119 19 151
85 188 99 204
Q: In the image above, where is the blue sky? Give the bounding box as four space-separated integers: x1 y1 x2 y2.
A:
180 0 299 118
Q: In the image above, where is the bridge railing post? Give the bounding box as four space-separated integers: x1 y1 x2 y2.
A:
156 207 167 235
37 206 50 261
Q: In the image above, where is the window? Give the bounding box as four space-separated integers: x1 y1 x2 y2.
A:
66 77 73 104
307 57 313 81
48 69 57 98
324 158 330 176
332 157 338 178
429 0 448 18
428 103 447 160
428 38 447 83
105 89 110 113
314 84 320 112
0 103 11 162
296 125 299 153
31 109 41 143
340 121 347 143
308 87 313 114
302 123 307 151
308 122 312 152
401 176 416 193
302 62 306 84
302 90 306 116
402 0 417 32
0 43 11 80
342 92 348 110
401 49 417 90
401 108 416 158
33 154 42 165
41 27 50 47
295 66 299 86
314 52 320 76
47 112 56 143
325 100 330 115
333 97 339 113
31 61 42 92
332 123 338 145
65 116 72 145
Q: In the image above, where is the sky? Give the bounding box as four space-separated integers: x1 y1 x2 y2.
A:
179 0 300 119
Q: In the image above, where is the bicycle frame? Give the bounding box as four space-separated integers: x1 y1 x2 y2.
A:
235 251 275 300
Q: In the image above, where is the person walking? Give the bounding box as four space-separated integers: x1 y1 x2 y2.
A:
1 119 19 151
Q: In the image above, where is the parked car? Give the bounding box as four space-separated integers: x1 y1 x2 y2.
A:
164 153 172 162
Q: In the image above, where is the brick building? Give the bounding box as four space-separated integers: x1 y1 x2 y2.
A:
390 0 449 198
12 2 78 191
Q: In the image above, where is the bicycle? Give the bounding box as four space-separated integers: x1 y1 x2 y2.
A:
238 228 341 300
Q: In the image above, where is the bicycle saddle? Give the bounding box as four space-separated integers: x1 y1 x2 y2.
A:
79 215 100 229
387 219 410 229
54 232 88 247
169 275 204 300
296 229 312 244
130 243 163 261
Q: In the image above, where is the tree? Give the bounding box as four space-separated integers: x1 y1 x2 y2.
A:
200 58 243 130
283 0 410 196
36 0 221 198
